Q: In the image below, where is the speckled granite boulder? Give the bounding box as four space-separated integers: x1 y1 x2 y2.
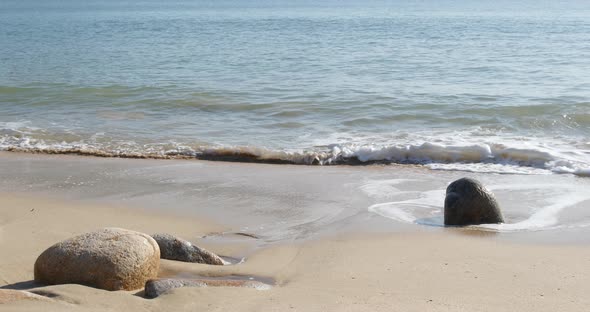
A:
444 178 504 226
151 233 225 265
34 228 160 291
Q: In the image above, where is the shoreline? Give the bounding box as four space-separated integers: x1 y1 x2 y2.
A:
2 146 588 177
3 1 590 310
1 194 590 311
1 152 590 310
1 151 590 245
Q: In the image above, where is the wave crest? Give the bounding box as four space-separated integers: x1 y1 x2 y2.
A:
1 133 588 176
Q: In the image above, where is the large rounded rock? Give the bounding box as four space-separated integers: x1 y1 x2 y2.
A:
444 178 504 226
151 233 225 265
34 228 160 291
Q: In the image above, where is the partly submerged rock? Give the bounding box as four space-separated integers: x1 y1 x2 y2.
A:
144 278 271 298
444 177 504 226
34 228 160 291
151 233 225 265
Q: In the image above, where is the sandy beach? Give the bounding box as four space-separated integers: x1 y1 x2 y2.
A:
3 1 590 310
1 153 589 311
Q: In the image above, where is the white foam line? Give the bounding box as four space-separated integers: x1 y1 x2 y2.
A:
368 183 590 233
359 179 417 199
368 189 445 224
479 193 590 232
2 128 590 176
368 202 418 223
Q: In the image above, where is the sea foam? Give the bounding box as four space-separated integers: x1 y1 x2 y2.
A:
0 130 590 176
365 179 590 232
1 121 589 176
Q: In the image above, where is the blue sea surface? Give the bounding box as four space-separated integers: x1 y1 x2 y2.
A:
1 0 589 174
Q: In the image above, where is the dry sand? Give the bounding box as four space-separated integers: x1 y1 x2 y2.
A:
1 194 590 312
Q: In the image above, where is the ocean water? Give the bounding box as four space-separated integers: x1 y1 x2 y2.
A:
1 0 590 176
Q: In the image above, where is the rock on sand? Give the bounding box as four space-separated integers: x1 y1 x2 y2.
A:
151 233 225 265
444 177 504 226
34 228 160 291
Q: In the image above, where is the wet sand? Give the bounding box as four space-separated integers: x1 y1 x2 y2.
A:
1 152 590 244
1 152 590 311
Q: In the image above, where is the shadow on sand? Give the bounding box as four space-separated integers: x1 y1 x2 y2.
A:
0 280 41 291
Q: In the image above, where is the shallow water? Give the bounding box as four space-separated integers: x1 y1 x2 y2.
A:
366 178 590 233
2 153 590 244
1 0 590 175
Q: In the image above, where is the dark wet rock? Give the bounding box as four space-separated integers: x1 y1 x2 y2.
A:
151 233 225 265
444 178 504 226
34 228 160 291
144 278 271 298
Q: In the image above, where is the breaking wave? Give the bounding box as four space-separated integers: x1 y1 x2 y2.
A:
1 132 589 177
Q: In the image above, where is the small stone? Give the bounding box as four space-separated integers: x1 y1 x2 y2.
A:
151 233 225 265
